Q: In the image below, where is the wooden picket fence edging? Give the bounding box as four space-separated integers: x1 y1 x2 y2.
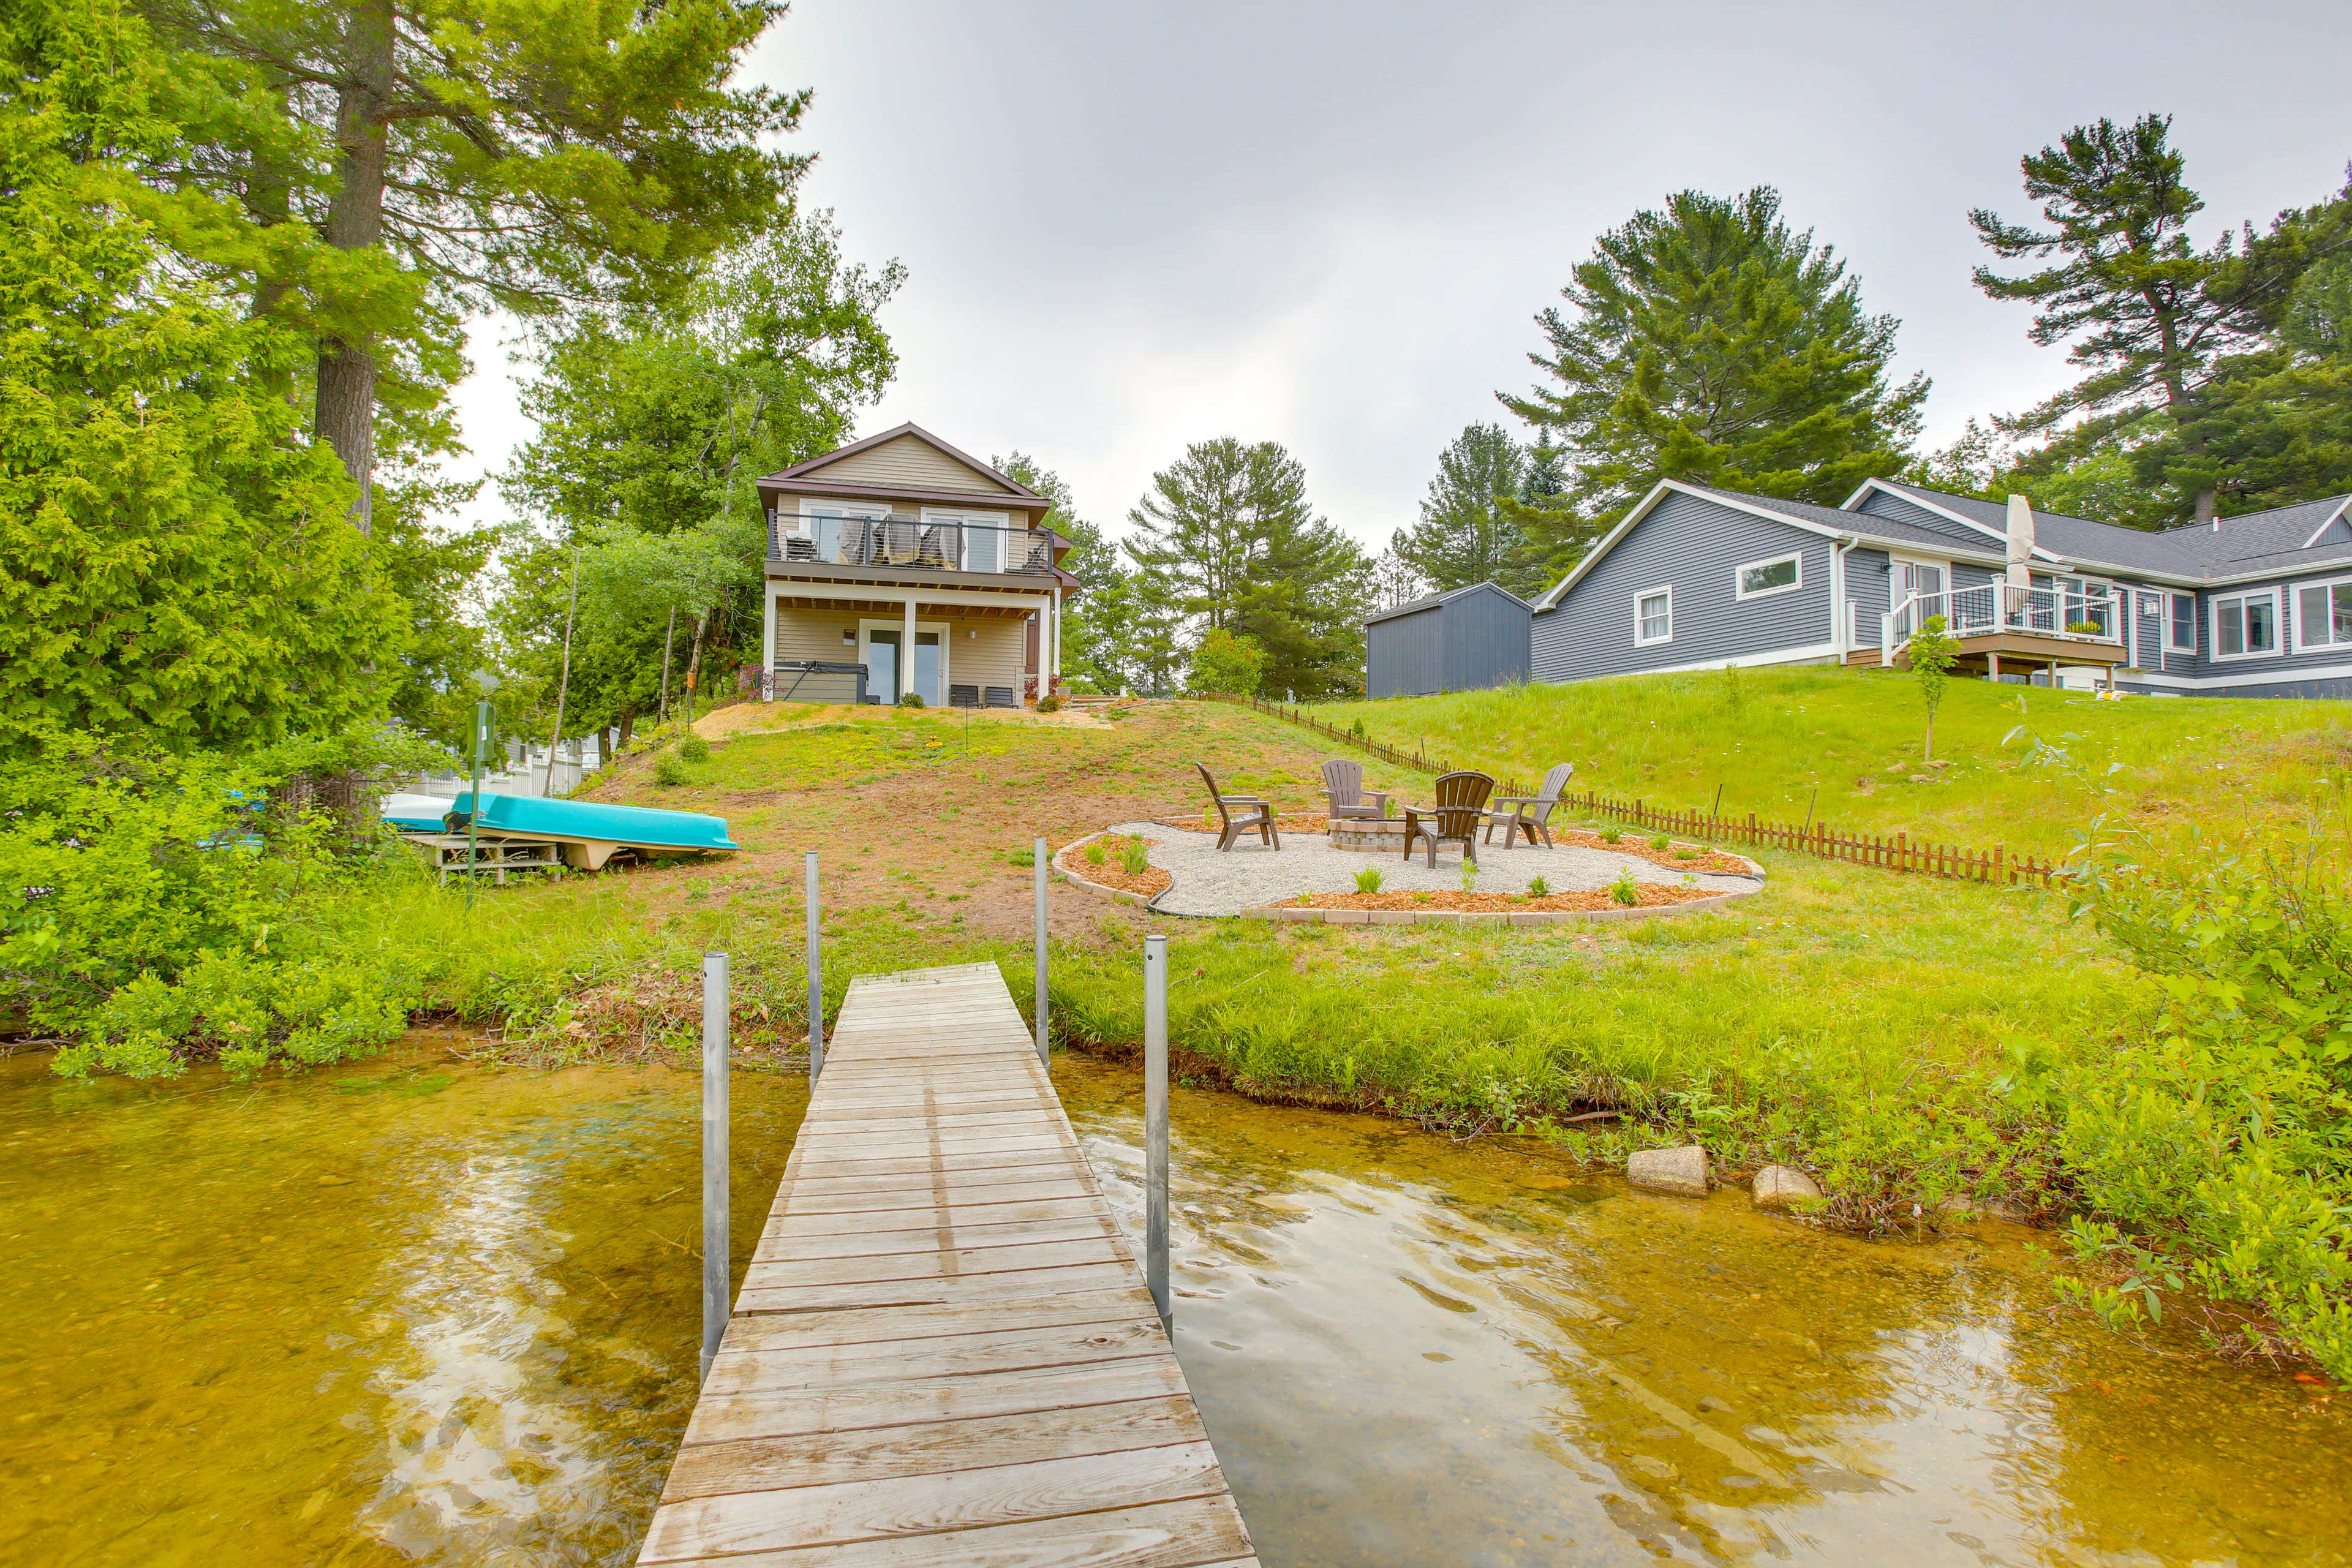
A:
1202 693 2061 889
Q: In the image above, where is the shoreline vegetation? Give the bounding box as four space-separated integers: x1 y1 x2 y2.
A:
5 680 2350 1381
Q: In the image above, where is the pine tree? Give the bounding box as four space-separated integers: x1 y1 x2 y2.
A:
1390 423 1526 592
1124 439 1368 699
1970 115 2255 522
1501 186 1926 524
135 0 809 529
0 0 410 755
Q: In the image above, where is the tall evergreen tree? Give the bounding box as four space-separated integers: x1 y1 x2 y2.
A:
994 452 1137 693
1970 115 2256 522
1124 439 1368 699
1390 423 1526 592
135 0 809 529
1501 186 1926 524
1 0 409 756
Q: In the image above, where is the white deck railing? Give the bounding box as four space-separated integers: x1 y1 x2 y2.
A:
1877 582 2122 664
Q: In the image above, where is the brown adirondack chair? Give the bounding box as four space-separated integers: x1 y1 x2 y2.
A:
1321 759 1390 821
1401 771 1493 867
1485 761 1576 849
1194 761 1280 852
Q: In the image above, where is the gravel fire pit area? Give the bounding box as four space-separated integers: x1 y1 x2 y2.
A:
1060 819 1764 922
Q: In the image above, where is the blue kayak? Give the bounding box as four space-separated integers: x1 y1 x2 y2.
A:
436 791 739 869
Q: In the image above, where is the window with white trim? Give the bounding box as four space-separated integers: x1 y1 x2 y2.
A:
2168 593 2195 652
1735 551 1801 600
2211 590 2278 658
2294 576 2352 651
1635 587 1673 646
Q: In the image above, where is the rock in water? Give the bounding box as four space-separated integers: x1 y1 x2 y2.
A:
1751 1164 1822 1207
1627 1145 1709 1196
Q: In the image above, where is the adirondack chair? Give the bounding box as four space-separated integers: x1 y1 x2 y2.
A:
1485 761 1576 849
1194 761 1281 852
1401 771 1493 867
1321 759 1390 821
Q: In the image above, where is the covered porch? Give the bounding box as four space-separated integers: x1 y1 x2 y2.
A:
760 581 1059 706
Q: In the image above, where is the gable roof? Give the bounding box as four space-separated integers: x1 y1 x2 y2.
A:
1529 479 2013 612
760 423 1048 506
1858 480 2352 583
1364 581 1531 625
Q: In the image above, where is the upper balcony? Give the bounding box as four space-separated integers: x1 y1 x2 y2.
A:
767 513 1062 581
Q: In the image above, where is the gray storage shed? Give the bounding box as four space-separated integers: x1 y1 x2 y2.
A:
1363 582 1532 698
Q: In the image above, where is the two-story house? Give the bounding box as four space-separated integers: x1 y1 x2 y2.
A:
1525 476 2352 698
756 425 1080 707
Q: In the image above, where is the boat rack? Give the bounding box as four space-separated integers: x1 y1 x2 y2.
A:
405 832 567 886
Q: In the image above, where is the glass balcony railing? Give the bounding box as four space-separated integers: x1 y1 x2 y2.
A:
769 514 1055 576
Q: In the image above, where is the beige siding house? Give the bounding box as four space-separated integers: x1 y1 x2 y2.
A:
757 425 1080 707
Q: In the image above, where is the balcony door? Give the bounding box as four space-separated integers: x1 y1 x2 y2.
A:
1891 559 1945 640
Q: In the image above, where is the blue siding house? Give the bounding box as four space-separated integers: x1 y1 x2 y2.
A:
1366 582 1532 698
1527 478 2352 698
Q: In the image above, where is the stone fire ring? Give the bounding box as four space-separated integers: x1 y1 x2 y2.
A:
1051 821 1764 927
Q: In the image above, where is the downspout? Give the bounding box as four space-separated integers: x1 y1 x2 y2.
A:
1831 538 1856 657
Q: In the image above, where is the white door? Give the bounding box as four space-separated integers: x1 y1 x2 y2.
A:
1891 560 1945 639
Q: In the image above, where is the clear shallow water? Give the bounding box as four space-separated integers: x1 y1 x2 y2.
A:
1 1041 2344 1567
1054 1058 2352 1568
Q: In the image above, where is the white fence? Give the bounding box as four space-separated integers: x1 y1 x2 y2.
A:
1879 582 2122 663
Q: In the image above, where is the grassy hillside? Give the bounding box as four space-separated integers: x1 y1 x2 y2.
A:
1311 668 2352 856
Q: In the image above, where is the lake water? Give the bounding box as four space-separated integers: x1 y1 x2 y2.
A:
1 1041 2343 1566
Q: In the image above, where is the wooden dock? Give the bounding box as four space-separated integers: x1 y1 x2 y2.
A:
636 962 1258 1567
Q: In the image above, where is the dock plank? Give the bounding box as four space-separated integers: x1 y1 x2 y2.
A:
637 962 1252 1567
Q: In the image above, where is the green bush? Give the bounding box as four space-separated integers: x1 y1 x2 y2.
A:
897 691 926 709
679 733 711 763
2059 836 2352 1379
1600 824 1623 844
1528 875 1550 897
1609 871 1640 906
2 737 422 1079
653 751 691 786
1035 695 1063 714
1648 832 1670 851
1085 843 1107 866
1120 842 1150 876
1187 628 1267 696
1354 865 1384 894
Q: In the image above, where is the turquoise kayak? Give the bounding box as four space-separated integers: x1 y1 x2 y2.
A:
439 791 739 869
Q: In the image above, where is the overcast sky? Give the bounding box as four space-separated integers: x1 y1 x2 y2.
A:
447 0 2350 553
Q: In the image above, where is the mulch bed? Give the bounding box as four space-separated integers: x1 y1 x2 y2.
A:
1289 884 1724 913
1157 812 1329 835
1069 833 1172 898
1547 829 1755 875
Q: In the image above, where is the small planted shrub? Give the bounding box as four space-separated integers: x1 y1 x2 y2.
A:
1349 717 1368 741
1120 842 1150 876
1411 891 1432 905
897 690 925 708
653 752 691 787
1085 843 1107 866
1600 824 1623 844
1459 858 1480 895
679 733 711 763
1035 695 1063 713
1673 846 1697 861
1648 832 1670 851
1354 864 1384 894
1527 875 1550 897
1609 870 1641 906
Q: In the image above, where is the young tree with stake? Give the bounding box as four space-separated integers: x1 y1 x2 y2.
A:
1910 615 1961 761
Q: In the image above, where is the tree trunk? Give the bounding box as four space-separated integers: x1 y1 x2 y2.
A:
658 607 677 723
617 707 636 752
683 610 710 722
316 0 397 533
543 548 581 796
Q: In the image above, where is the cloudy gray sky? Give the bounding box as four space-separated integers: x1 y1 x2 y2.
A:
447 0 2350 552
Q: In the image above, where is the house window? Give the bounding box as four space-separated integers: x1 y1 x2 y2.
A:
1735 551 1801 600
2168 594 2195 652
1635 587 1673 646
2294 578 2352 651
2212 590 2278 658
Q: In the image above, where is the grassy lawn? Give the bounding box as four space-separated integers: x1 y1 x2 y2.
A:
346 680 2216 1224
1310 667 2352 857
